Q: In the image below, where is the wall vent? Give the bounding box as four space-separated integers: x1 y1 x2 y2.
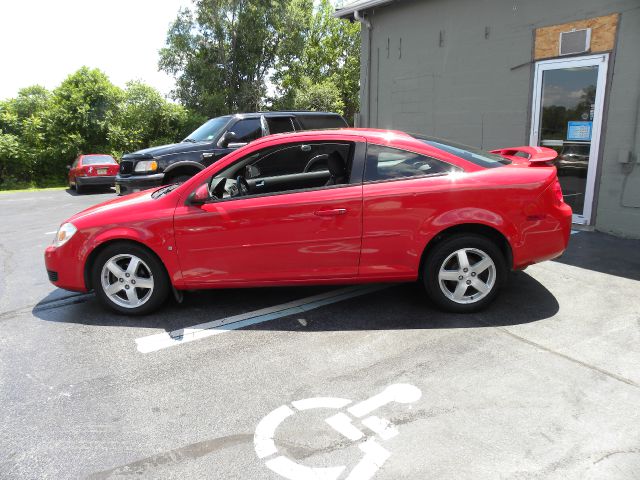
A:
559 28 591 55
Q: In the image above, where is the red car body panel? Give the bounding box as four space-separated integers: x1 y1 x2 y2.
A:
45 129 572 293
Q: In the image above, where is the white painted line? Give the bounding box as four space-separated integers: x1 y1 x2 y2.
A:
265 456 345 480
135 284 389 353
325 412 364 441
45 231 57 235
255 405 295 459
361 415 398 440
292 397 351 411
345 439 390 480
348 384 422 418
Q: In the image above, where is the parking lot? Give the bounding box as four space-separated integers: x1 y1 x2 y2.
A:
1 188 639 479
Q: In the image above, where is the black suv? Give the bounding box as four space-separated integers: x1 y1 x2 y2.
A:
115 111 348 195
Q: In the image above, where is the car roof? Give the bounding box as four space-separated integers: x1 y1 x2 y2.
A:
249 128 417 146
231 111 345 119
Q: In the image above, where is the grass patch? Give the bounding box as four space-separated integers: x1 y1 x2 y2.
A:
0 185 67 194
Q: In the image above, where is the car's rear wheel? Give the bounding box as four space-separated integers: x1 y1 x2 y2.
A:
423 234 506 313
92 243 169 315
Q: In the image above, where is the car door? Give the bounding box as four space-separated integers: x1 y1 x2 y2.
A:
173 138 366 286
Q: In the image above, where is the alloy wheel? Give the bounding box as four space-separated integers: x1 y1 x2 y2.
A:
100 254 154 309
438 248 496 304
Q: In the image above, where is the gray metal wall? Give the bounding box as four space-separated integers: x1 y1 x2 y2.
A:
357 0 640 238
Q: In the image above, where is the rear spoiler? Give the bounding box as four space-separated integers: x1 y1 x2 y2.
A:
490 146 557 165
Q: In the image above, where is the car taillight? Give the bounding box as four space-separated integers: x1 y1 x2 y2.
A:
552 179 564 206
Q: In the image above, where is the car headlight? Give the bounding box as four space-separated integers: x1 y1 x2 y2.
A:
134 160 158 173
53 223 77 247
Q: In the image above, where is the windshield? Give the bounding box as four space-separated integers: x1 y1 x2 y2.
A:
184 116 232 143
82 155 117 165
412 134 510 168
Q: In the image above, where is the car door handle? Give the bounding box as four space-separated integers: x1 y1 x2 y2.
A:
314 208 347 217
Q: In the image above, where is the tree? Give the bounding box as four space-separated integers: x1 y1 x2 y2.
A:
159 0 360 121
160 0 311 118
0 68 200 189
271 0 360 122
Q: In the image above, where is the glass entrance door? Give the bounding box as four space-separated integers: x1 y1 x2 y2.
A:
530 54 608 224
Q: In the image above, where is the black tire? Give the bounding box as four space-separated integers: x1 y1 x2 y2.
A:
166 174 192 185
75 183 83 194
92 242 170 315
422 234 506 313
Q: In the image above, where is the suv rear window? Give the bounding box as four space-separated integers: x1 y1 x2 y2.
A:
267 117 296 134
412 134 510 168
297 114 348 130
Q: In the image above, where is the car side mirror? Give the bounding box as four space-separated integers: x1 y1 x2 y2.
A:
66 165 72 170
220 131 238 148
245 164 261 179
189 183 210 205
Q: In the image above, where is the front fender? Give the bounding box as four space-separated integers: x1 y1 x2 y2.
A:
81 226 183 289
163 160 205 174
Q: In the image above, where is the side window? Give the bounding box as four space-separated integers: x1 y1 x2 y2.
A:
229 119 262 143
253 143 352 179
72 157 80 168
266 117 295 135
364 144 459 182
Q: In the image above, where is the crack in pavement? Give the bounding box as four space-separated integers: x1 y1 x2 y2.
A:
485 321 639 389
85 433 254 479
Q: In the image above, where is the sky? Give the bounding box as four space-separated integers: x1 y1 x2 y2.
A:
0 0 192 101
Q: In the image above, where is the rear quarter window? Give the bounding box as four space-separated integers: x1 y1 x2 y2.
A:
413 134 510 168
365 144 460 182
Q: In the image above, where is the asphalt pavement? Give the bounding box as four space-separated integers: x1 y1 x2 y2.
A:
0 188 639 479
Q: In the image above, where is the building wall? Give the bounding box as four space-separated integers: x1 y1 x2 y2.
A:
357 0 640 238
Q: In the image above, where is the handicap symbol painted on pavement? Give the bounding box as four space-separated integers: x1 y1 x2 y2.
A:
254 383 422 480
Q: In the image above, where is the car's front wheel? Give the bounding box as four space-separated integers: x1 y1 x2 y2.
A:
92 242 169 315
423 234 506 313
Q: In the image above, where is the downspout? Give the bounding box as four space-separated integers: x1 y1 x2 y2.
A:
353 10 371 29
354 10 372 127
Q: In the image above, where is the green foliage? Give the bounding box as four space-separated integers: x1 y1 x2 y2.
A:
273 0 360 122
292 77 344 114
0 68 198 190
160 0 360 122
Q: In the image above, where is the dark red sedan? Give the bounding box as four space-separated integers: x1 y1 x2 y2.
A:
46 129 571 314
68 154 119 193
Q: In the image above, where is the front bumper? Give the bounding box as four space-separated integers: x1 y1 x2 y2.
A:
77 175 116 187
115 173 164 195
44 245 88 292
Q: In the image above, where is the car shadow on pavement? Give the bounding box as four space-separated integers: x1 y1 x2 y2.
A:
240 271 560 333
31 271 559 333
553 231 640 281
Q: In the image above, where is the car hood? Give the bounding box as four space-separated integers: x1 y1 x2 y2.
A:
67 189 158 227
122 141 214 159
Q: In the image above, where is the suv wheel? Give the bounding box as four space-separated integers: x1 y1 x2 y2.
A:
92 243 169 315
423 234 506 313
166 174 192 185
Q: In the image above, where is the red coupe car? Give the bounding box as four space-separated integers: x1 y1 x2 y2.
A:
46 129 571 314
68 154 119 193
